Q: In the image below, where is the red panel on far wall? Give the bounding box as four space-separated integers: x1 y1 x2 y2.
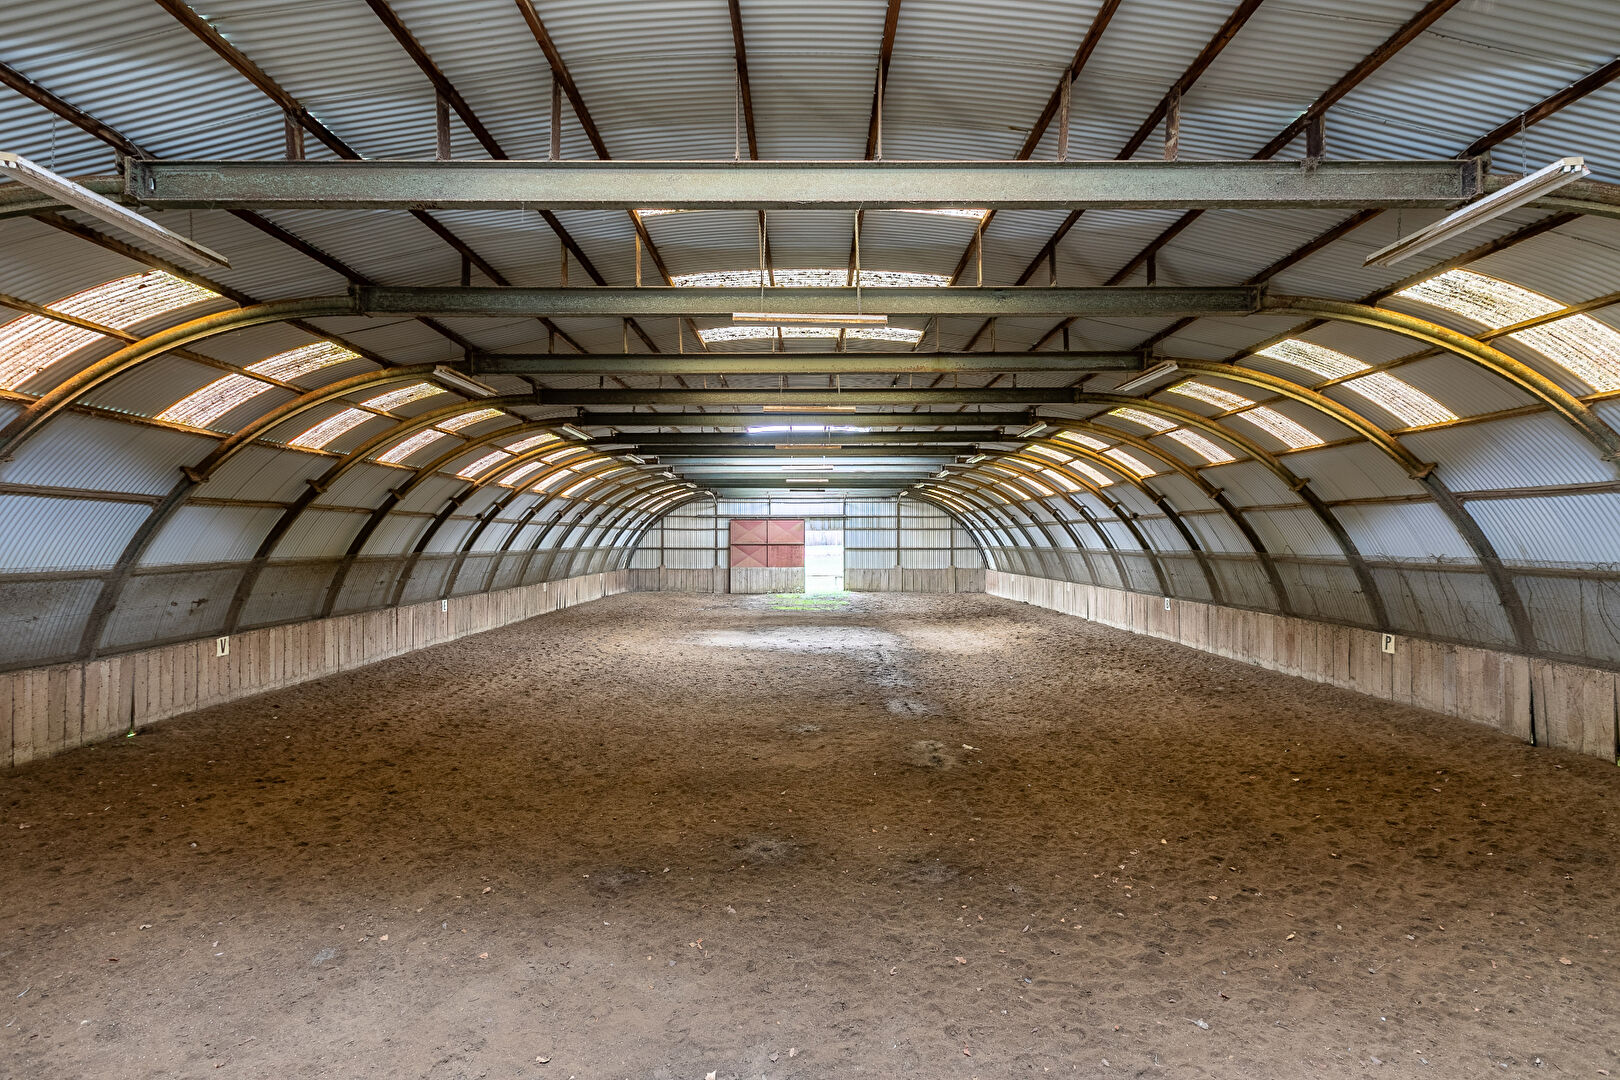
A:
767 519 805 544
732 544 769 568
730 519 769 545
767 543 804 567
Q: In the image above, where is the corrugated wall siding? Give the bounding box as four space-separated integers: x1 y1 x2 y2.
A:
987 571 1619 763
0 570 629 768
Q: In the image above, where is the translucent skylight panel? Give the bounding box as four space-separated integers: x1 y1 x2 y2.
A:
1342 372 1457 426
249 341 356 381
157 374 270 428
670 269 950 288
375 429 449 464
698 326 823 343
0 271 219 390
1025 443 1072 462
1068 461 1114 487
560 476 600 498
846 327 925 343
504 433 558 453
1168 381 1252 410
1108 407 1175 432
642 208 985 221
455 449 511 479
437 408 504 431
1256 340 1455 427
1398 268 1559 325
1038 466 1081 491
497 460 546 487
1395 269 1620 391
1258 339 1366 380
697 325 923 344
541 446 587 463
157 341 360 428
1103 448 1156 478
361 382 445 412
531 466 578 491
1233 405 1324 448
288 408 373 450
1053 430 1110 451
1165 429 1236 464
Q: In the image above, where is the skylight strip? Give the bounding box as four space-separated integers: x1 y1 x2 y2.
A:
1396 268 1620 392
248 341 357 381
455 449 512 479
497 460 547 487
697 325 923 344
437 408 504 432
1103 447 1156 478
361 382 446 412
1053 430 1110 451
288 408 373 450
671 269 950 288
1108 407 1176 433
156 374 272 428
1233 405 1323 448
1165 429 1236 464
1066 461 1114 488
1256 338 1454 427
0 271 219 390
376 428 450 464
1167 381 1253 410
1342 372 1457 426
504 433 559 453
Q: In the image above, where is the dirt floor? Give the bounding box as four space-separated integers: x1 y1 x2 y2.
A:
3 591 1619 1078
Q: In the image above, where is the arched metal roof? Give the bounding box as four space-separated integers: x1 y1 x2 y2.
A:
3 0 1620 670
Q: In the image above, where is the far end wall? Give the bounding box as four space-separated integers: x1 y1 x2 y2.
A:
629 495 984 594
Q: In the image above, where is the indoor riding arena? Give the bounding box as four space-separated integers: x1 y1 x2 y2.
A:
4 2 1620 1076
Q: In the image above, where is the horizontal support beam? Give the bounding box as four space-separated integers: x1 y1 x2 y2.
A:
360 285 1259 319
469 350 1143 376
544 388 1085 406
647 447 962 458
577 412 1033 429
121 158 1485 211
13 169 1620 222
589 431 987 447
692 477 918 489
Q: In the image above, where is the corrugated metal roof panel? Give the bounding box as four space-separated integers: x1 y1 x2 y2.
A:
1335 502 1476 561
1472 493 1620 566
0 494 148 571
140 504 282 566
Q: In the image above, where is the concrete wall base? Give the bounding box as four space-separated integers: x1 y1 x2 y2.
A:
1 570 630 769
987 571 1619 762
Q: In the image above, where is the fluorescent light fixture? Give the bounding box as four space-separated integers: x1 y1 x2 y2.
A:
1363 157 1590 267
432 365 497 397
0 152 232 268
761 404 858 413
965 453 988 463
785 478 829 483
1017 422 1052 438
623 454 645 465
773 442 841 448
732 311 888 326
1112 360 1181 394
558 424 591 441
781 464 835 471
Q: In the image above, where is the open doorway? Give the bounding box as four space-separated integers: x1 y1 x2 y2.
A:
804 523 845 593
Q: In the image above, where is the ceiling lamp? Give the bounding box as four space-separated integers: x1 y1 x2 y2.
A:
1112 360 1181 394
1363 157 1590 267
0 152 231 268
432 366 497 397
